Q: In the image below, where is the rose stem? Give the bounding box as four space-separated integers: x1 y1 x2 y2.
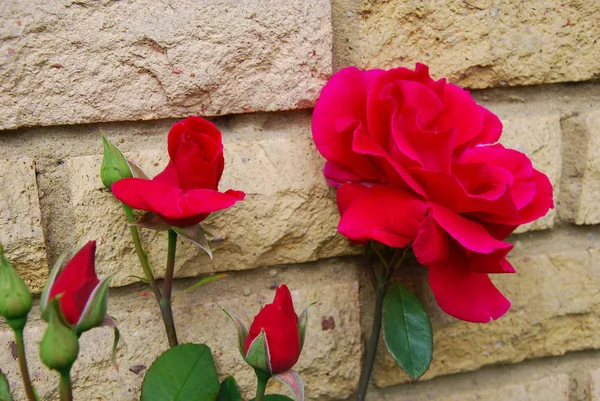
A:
10 319 36 401
122 204 178 347
356 253 387 401
58 371 73 401
160 228 179 348
254 369 270 401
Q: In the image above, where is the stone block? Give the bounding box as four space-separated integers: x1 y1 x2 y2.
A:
0 260 361 401
0 158 47 292
491 104 562 232
372 229 600 387
65 113 357 287
0 0 332 130
372 374 569 401
589 368 600 401
559 110 600 225
358 0 600 89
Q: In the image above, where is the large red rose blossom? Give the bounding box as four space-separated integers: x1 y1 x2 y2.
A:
112 116 245 227
311 64 554 323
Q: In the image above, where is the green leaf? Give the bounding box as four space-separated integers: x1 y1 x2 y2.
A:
249 396 294 401
173 225 213 259
382 282 433 380
216 377 241 401
141 344 220 401
0 370 13 401
172 274 227 302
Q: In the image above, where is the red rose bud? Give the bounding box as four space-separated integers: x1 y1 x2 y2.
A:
41 241 112 335
100 134 133 190
39 299 79 374
111 116 245 227
244 285 301 374
0 243 33 330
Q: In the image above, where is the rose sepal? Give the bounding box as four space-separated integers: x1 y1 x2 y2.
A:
39 298 79 375
297 302 315 352
244 328 272 374
40 250 69 320
272 369 304 401
218 304 249 357
130 212 171 232
172 224 213 259
75 273 115 335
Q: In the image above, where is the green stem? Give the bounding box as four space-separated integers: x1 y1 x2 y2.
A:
122 204 179 347
122 204 155 283
58 372 72 401
160 229 179 348
254 369 270 401
11 322 36 401
356 279 386 401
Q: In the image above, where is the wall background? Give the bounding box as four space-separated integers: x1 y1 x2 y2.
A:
1 0 600 399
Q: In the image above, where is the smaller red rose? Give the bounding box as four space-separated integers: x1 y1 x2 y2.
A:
244 285 301 374
47 241 100 326
112 116 245 227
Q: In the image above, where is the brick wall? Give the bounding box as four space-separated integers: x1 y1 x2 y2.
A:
1 0 599 400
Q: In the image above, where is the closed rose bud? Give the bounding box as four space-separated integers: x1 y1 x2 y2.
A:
244 285 301 374
100 134 133 190
39 299 79 374
0 243 32 330
41 241 112 335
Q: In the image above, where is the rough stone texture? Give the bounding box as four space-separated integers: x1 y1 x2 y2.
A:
0 260 361 401
559 110 600 225
0 158 47 292
0 0 332 130
65 112 357 288
490 104 562 232
590 368 600 401
332 0 361 71
358 0 600 89
371 226 600 387
371 374 570 401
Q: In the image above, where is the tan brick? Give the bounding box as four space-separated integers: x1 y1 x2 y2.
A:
0 260 361 401
492 104 561 232
373 229 600 387
559 110 600 225
0 158 47 292
357 0 600 89
589 368 600 401
372 374 570 401
0 0 332 130
66 113 357 287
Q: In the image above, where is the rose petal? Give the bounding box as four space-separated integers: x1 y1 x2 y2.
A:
430 203 512 254
337 185 426 248
437 84 483 147
312 67 384 182
112 178 245 218
428 251 511 322
518 169 555 223
412 213 449 265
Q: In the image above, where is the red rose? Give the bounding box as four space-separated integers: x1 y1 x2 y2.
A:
112 117 245 227
312 64 553 322
244 285 301 374
42 241 103 327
